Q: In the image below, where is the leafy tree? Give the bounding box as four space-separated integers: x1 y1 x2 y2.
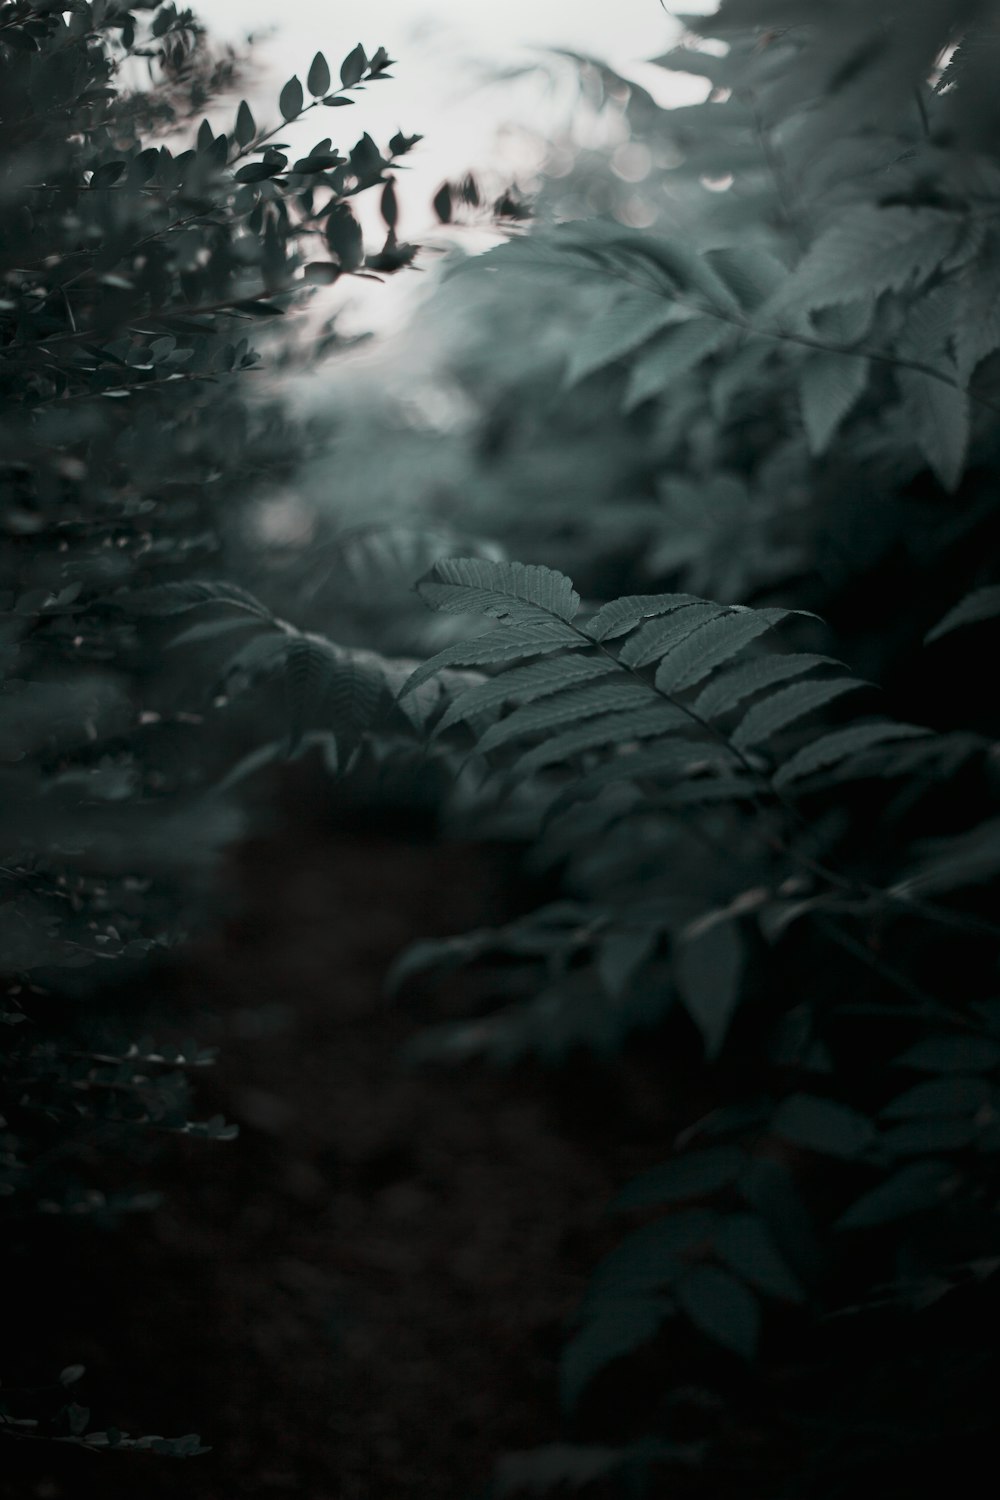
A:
0 0 418 1457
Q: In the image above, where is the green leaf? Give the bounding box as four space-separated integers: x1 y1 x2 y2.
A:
798 350 869 455
881 1077 991 1119
732 678 863 751
713 1213 804 1302
399 623 586 697
235 99 255 146
655 608 793 694
897 368 969 492
773 722 928 787
585 593 701 642
926 586 1000 643
693 654 839 721
893 1036 1000 1074
564 294 679 387
340 43 367 88
513 704 690 778
434 656 616 735
772 1094 876 1159
674 921 743 1059
307 52 331 97
675 1265 759 1358
623 319 732 411
836 1161 954 1230
589 1210 718 1298
597 928 658 1001
279 75 304 122
560 1299 672 1411
418 558 581 622
613 1148 744 1210
477 679 658 755
619 603 727 668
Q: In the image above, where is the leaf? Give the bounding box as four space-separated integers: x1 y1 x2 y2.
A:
893 1036 1000 1074
434 656 616 735
881 1077 991 1119
773 722 929 787
585 593 702 642
597 928 658 1001
926 586 1000 643
771 206 962 316
623 319 732 411
513 704 690 778
613 1148 744 1210
732 678 863 751
235 99 255 146
836 1161 954 1230
674 921 743 1059
545 742 731 818
418 559 581 622
799 350 869 455
564 294 679 387
589 1210 719 1298
560 1299 672 1411
693 654 839 721
955 229 1000 381
896 368 969 491
655 608 793 694
619 603 727 668
713 1213 804 1302
477 679 657 755
675 1265 759 1358
119 581 271 617
307 52 331 97
771 1093 876 1159
279 75 304 122
881 1119 978 1157
340 43 367 88
399 623 586 697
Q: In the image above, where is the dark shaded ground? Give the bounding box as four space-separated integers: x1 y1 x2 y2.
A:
3 787 706 1500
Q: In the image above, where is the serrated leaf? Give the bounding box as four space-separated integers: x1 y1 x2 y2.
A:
399 622 586 697
772 1093 876 1159
623 319 732 411
675 1264 759 1358
477 679 656 755
614 1147 743 1210
565 293 679 386
926 586 1000 643
434 655 616 736
307 51 331 97
655 608 793 694
418 558 580 622
585 593 701 643
279 75 304 121
514 704 690 778
799 350 869 455
773 722 928 787
619 603 727 668
897 368 969 491
692 654 838 721
771 206 962 316
283 635 335 752
560 1299 672 1411
836 1161 953 1230
732 678 863 751
674 921 743 1059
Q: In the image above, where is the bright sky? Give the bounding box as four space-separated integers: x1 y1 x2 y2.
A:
193 2 707 332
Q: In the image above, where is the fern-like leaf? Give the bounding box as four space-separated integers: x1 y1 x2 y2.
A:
731 677 863 751
619 602 727 668
477 679 658 756
416 558 580 622
692 653 840 720
896 367 969 492
564 292 680 386
773 722 928 788
799 350 869 455
925 585 1000 642
512 704 692 778
433 655 616 736
399 621 587 698
622 319 732 411
654 607 795 694
585 593 701 642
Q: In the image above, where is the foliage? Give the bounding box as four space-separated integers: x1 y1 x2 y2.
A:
0 0 418 1457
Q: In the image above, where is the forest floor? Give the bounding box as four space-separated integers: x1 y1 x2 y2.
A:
4 773 729 1500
